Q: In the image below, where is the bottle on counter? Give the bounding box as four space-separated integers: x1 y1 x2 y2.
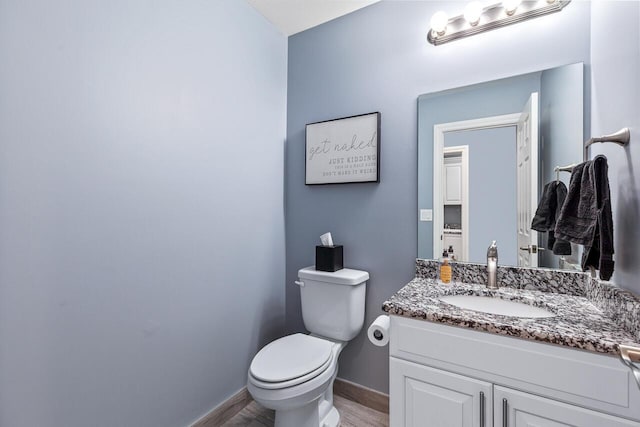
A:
448 245 456 261
440 250 452 284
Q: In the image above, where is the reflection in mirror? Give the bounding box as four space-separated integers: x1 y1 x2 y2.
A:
418 63 584 270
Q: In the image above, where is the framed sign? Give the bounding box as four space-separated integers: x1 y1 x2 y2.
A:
305 112 380 185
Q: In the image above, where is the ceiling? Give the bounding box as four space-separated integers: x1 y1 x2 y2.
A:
247 0 380 36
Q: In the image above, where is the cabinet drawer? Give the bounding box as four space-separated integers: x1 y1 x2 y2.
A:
390 316 640 420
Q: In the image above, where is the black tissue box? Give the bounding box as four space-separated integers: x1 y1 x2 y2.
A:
315 245 343 272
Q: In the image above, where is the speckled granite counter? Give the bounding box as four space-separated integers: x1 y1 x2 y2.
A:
382 260 640 356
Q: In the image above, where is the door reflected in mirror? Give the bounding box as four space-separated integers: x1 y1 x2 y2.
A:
418 63 584 270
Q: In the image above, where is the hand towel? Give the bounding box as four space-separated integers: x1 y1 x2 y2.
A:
531 181 571 255
554 155 614 280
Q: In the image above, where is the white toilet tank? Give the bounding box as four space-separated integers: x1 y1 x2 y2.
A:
297 266 369 342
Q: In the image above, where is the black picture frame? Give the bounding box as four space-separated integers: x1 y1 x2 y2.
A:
305 112 380 185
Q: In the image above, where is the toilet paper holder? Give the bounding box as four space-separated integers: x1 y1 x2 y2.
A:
367 315 390 347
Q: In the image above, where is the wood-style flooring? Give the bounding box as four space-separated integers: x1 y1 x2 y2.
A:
221 395 389 427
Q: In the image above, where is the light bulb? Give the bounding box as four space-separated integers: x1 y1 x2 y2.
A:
430 11 449 36
503 0 521 15
464 2 483 26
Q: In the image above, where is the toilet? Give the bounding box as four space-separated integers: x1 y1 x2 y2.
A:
247 266 369 427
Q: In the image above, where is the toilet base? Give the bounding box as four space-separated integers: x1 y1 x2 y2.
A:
321 406 340 427
248 338 346 427
271 368 340 427
273 397 340 427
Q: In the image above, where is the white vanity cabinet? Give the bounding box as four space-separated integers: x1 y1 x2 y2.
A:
389 316 640 427
391 358 492 427
495 387 640 427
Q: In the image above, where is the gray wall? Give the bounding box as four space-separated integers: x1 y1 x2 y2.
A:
287 0 591 393
540 64 585 185
417 72 542 259
539 63 584 268
590 1 640 294
0 1 287 426
445 127 518 265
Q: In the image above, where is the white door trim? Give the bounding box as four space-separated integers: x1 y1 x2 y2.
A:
433 113 521 260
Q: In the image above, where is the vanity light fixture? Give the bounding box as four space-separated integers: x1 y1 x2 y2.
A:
427 0 571 46
464 2 484 26
430 10 449 36
503 0 522 16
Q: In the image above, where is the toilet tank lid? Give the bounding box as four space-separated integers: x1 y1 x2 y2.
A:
298 266 369 285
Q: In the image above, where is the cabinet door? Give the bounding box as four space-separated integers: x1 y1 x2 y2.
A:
444 163 462 204
495 386 640 427
390 357 492 427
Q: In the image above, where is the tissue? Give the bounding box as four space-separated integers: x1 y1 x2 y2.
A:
320 232 334 246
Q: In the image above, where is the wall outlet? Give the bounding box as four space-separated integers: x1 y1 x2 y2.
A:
419 209 433 222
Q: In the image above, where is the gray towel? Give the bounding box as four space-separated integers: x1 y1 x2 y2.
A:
531 181 571 255
554 155 614 280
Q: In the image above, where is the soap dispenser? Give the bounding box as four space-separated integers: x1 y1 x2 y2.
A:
440 250 452 284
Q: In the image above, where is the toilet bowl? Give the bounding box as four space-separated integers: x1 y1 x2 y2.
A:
247 267 369 427
247 334 345 427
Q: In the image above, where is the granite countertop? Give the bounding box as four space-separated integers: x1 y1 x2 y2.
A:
382 275 640 356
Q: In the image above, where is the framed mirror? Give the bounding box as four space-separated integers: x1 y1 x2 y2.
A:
418 63 585 270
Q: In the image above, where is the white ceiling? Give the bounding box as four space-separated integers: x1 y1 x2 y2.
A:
247 0 380 36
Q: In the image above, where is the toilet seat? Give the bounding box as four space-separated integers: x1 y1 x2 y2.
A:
249 334 334 390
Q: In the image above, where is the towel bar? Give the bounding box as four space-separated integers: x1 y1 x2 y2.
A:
554 163 578 182
583 128 631 161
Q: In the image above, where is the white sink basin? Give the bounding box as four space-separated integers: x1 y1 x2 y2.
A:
439 295 555 318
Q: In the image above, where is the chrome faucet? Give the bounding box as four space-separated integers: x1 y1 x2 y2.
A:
487 240 498 289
